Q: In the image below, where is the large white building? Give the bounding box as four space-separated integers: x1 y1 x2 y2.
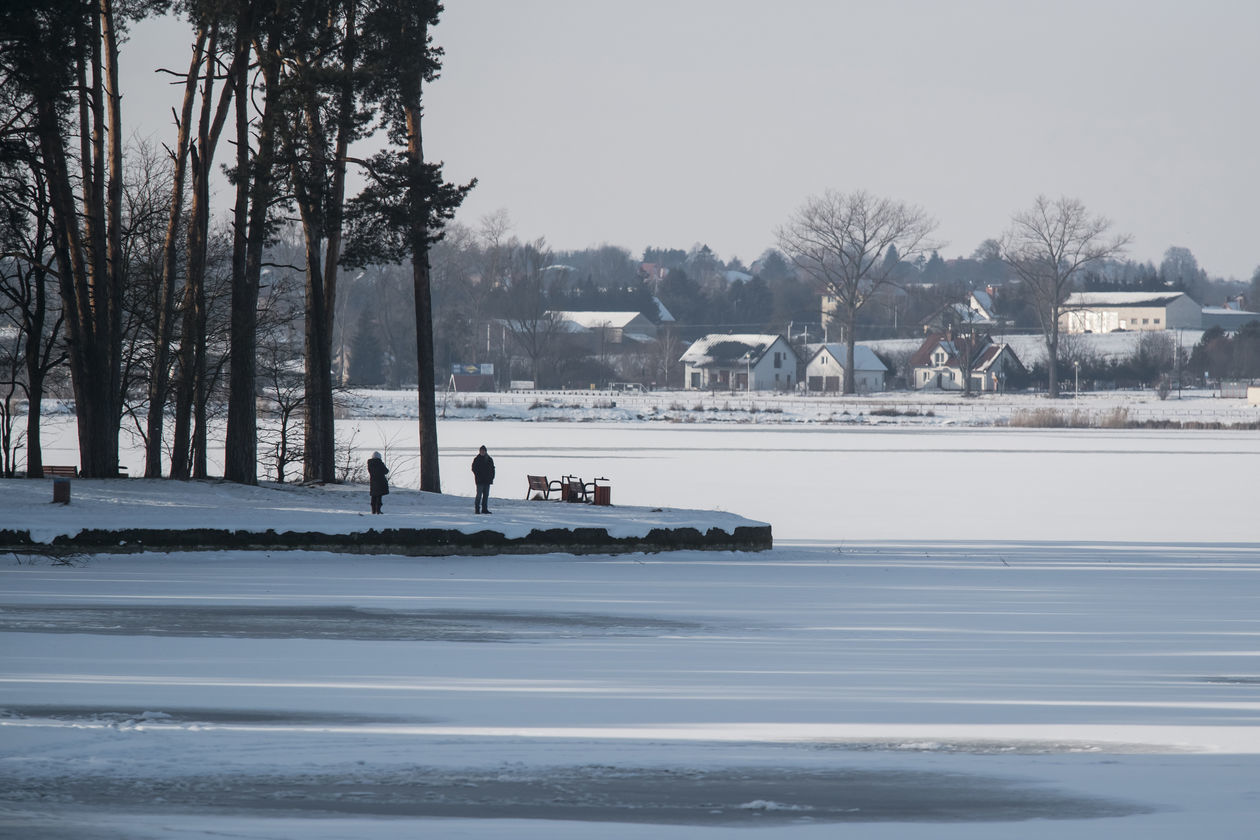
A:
1059 292 1201 334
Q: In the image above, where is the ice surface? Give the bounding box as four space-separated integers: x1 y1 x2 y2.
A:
2 410 1258 837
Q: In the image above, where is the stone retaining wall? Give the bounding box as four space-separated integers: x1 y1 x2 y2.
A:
0 523 773 557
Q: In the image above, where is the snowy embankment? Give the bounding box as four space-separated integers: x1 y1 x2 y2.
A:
0 477 769 554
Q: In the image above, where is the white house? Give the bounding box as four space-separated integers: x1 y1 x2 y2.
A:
680 334 798 391
909 333 1025 392
804 343 887 393
1059 292 1201 334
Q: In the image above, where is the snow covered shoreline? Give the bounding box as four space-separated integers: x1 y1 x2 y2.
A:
0 478 770 555
401 386 1259 427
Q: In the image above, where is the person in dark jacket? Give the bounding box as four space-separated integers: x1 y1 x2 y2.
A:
471 445 495 514
367 451 389 514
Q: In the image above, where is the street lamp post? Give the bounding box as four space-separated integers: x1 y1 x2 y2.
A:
1074 360 1080 398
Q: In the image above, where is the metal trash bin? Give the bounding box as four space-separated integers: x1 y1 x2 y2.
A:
52 477 71 504
593 484 611 506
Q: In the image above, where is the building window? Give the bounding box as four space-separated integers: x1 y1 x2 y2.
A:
1154 318 1161 324
773 352 782 369
1142 318 1149 325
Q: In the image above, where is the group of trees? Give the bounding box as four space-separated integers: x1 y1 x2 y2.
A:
1189 323 1260 382
0 0 469 487
3 3 1258 484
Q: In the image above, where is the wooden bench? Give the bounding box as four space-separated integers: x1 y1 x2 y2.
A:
42 465 128 478
525 474 563 500
562 475 599 503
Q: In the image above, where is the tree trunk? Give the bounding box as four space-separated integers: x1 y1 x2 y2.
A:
145 30 205 478
224 16 281 485
298 3 356 484
100 0 125 477
222 42 251 483
406 103 440 493
1046 323 1060 397
413 245 440 492
843 308 857 395
301 233 335 482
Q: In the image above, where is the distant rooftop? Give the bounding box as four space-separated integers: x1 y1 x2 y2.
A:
681 333 785 366
1064 292 1190 307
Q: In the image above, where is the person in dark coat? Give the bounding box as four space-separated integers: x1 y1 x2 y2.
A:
367 451 389 514
471 445 495 514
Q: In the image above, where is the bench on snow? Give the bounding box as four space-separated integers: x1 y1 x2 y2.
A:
42 465 128 478
525 474 563 500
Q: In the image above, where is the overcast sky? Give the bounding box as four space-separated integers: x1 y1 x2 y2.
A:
122 0 1259 280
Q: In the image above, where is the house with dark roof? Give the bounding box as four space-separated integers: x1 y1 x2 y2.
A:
803 343 887 393
679 334 798 391
909 333 1025 392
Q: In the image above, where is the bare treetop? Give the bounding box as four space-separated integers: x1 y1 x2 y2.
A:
1000 195 1131 397
776 189 937 307
776 188 937 393
1002 195 1131 293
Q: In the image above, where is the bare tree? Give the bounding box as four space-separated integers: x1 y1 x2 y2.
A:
1 0 138 476
650 325 684 389
151 8 243 479
777 189 937 394
0 134 66 477
1000 195 1130 397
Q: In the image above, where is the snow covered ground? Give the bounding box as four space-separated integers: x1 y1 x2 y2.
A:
2 414 1259 837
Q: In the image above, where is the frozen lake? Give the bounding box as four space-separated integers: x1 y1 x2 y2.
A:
4 419 1260 837
414 421 1256 543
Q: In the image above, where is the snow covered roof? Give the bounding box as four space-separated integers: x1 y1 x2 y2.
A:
680 334 789 366
1202 307 1259 316
549 311 649 330
1064 292 1190 308
806 343 888 372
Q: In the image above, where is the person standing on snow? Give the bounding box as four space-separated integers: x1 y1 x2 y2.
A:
367 451 389 514
471 445 495 514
